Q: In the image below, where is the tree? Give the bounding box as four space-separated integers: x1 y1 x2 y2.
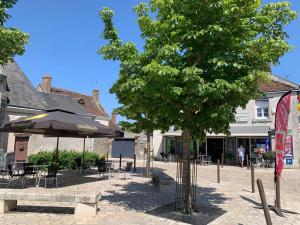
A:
99 0 296 214
0 0 29 65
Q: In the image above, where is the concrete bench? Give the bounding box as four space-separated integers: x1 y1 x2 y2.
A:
152 170 174 186
0 191 101 217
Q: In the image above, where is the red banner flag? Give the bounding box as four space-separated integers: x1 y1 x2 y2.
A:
275 91 292 176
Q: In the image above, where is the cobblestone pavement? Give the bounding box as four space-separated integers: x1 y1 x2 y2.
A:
0 160 299 225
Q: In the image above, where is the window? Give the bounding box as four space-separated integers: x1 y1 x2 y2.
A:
256 107 269 118
255 100 269 119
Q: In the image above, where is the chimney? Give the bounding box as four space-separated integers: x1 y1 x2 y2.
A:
92 89 100 102
41 75 52 92
111 112 116 124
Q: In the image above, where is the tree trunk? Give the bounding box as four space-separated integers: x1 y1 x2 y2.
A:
145 133 151 177
181 128 192 214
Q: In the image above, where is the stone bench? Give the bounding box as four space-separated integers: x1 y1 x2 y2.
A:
0 191 101 217
152 170 174 187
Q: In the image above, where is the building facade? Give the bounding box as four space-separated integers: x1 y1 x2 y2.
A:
0 63 120 160
153 75 300 167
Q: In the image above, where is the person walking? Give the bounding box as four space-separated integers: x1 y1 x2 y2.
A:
237 145 245 168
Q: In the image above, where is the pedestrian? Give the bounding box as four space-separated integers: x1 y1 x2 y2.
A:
237 145 245 168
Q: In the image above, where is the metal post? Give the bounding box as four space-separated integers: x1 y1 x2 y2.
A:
54 137 60 167
82 138 86 173
257 179 273 225
246 155 249 170
119 154 122 169
221 153 224 168
134 154 136 172
217 159 220 183
275 175 281 209
251 162 255 193
205 137 208 155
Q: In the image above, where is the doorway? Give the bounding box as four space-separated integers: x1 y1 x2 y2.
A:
237 138 250 159
14 136 29 161
207 138 224 163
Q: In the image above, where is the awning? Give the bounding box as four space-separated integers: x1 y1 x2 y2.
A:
163 126 270 137
229 126 270 137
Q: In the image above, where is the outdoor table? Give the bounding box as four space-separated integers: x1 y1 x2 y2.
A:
105 160 118 179
10 162 26 175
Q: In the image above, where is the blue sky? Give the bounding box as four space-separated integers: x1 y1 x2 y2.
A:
6 0 300 121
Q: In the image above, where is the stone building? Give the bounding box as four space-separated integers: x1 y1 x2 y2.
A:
0 63 120 160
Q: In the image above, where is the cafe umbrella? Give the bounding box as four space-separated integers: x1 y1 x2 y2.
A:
0 109 123 167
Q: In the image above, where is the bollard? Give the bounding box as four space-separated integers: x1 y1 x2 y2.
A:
257 179 272 225
217 159 220 183
275 175 281 209
106 152 109 160
221 153 224 168
134 154 136 172
246 155 249 170
251 162 255 193
119 154 122 169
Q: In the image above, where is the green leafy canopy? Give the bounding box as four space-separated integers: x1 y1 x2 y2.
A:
99 0 296 138
0 0 29 65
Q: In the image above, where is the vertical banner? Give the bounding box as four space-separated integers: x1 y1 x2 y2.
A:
275 91 292 176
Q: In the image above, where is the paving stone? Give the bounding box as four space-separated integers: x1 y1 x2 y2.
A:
0 161 299 224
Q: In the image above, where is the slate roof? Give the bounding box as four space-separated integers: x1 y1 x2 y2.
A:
39 92 87 114
3 63 47 110
2 63 89 115
51 87 109 117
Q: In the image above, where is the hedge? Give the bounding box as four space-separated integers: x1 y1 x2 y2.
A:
28 150 105 170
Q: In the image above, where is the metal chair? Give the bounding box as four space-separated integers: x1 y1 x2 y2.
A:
24 163 38 185
96 160 108 180
118 162 133 179
75 157 82 174
202 156 212 166
7 164 25 188
39 166 58 188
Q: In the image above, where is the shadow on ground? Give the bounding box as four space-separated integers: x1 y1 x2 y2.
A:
13 205 74 214
102 173 228 225
1 167 227 224
0 167 158 189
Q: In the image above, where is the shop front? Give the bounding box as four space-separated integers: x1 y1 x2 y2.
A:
162 126 272 165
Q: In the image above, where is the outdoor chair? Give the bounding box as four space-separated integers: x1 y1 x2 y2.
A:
118 162 133 180
160 152 169 161
255 157 265 168
24 163 37 177
96 160 109 180
24 163 38 185
38 166 58 188
202 156 212 166
75 157 82 174
7 164 25 188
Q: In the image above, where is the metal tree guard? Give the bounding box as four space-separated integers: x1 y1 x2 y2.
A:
175 150 198 210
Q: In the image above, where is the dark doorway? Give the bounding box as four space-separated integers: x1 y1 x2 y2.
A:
14 136 29 161
207 138 224 163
